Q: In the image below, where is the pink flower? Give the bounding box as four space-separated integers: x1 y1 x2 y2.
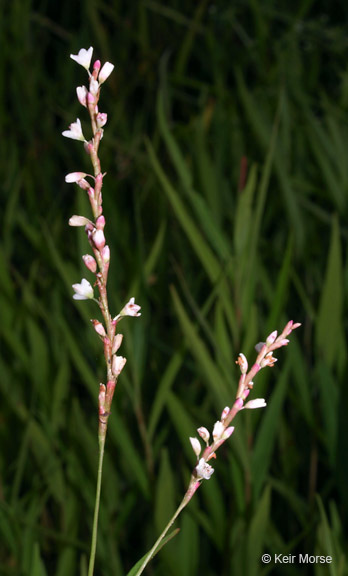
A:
82 254 97 273
266 330 278 346
96 113 107 128
72 278 94 300
70 47 93 70
98 61 114 84
112 333 123 354
62 118 86 141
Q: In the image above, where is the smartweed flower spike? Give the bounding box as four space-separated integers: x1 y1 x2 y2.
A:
63 47 141 576
63 46 140 430
188 320 301 488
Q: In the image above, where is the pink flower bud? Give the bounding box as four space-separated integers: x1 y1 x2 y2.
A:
91 319 106 338
96 215 105 230
92 229 106 250
99 61 114 84
96 112 108 128
189 437 201 458
82 254 97 273
99 383 106 415
93 59 101 72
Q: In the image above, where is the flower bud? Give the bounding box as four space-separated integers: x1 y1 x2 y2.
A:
112 333 123 354
197 426 210 444
99 61 114 84
244 398 267 409
112 355 126 377
189 437 201 458
82 254 97 273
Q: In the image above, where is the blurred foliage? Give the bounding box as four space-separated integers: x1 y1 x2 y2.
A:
1 0 348 575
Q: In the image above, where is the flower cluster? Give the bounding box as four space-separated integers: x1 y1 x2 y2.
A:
189 320 301 480
63 47 141 430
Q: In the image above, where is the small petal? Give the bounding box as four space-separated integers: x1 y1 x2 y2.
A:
244 398 267 409
99 61 114 84
255 341 266 353
112 333 123 354
91 320 106 338
72 278 94 300
212 421 225 441
96 112 107 128
222 426 235 440
62 118 86 141
266 330 277 346
189 437 202 458
76 86 88 107
82 254 97 273
112 355 127 377
260 352 277 368
70 47 93 70
195 458 214 480
65 171 87 183
69 215 93 227
197 427 210 444
236 352 248 374
221 406 230 421
115 297 141 321
92 229 106 250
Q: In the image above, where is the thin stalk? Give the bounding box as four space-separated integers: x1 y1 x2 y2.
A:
88 433 106 576
134 477 200 576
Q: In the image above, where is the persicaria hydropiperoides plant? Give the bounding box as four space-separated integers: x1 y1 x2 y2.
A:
62 46 301 576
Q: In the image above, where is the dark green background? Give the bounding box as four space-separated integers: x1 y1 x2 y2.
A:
1 1 348 575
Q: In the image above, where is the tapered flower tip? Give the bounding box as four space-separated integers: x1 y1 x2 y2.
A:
189 437 201 458
69 215 93 227
99 61 114 84
72 278 94 300
65 172 87 183
62 118 85 141
70 47 93 70
114 297 141 321
244 398 267 409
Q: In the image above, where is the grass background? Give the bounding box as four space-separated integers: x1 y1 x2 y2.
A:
1 0 348 575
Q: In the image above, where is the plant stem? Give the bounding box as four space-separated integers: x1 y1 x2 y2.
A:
134 476 200 576
88 433 106 576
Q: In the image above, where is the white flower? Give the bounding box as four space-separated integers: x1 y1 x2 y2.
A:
195 458 214 480
114 297 141 321
62 118 86 141
112 355 127 377
197 426 210 444
212 420 225 441
76 86 88 107
99 61 114 84
244 398 267 409
70 47 93 70
68 215 93 227
72 278 94 300
65 172 87 183
236 352 248 374
189 437 201 458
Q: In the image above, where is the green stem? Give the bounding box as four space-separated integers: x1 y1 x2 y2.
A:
134 477 199 576
88 433 106 576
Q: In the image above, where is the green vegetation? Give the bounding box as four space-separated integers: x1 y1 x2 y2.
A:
1 1 347 574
